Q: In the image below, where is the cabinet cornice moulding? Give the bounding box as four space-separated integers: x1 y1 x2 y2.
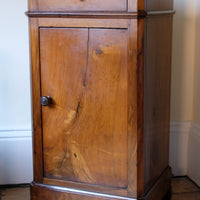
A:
26 10 175 19
26 11 147 18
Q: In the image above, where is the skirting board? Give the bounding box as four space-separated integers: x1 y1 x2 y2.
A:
187 123 200 186
169 121 191 176
0 130 33 185
170 121 200 186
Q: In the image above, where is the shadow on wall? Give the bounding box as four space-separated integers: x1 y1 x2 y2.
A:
187 1 200 186
169 0 196 176
170 5 195 122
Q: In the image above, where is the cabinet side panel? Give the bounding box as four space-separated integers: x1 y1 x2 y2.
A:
145 0 173 11
143 15 173 193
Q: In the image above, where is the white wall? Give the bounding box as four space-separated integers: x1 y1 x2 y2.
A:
0 0 33 184
170 0 196 122
170 0 200 186
193 0 200 126
187 0 200 186
170 0 196 176
170 121 200 186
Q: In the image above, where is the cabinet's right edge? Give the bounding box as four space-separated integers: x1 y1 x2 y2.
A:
143 13 174 196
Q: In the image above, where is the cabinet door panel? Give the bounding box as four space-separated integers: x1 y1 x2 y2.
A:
40 28 128 188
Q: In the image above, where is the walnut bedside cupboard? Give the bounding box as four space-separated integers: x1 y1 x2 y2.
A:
26 0 174 199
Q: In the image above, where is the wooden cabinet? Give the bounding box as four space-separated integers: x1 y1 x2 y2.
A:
27 1 174 199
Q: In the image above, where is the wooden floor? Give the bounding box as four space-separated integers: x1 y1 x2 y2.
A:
171 177 200 200
0 177 200 200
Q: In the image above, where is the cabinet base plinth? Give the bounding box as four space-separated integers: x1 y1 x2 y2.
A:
31 167 172 200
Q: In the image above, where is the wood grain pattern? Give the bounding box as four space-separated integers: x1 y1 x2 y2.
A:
28 0 174 198
38 18 129 28
26 11 146 19
38 0 127 11
40 28 128 188
31 167 172 200
29 18 43 183
40 28 88 183
144 167 172 200
145 0 173 11
43 177 128 196
31 183 133 200
128 0 137 12
127 19 138 198
143 15 173 194
28 0 174 12
28 0 38 11
138 0 145 11
136 17 145 198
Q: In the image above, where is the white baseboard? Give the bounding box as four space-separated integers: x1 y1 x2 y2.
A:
187 123 200 186
170 121 200 186
0 130 33 185
170 121 191 176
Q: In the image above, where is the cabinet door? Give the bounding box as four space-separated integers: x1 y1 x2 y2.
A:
39 28 128 188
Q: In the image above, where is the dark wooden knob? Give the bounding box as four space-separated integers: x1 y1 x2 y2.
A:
40 96 52 106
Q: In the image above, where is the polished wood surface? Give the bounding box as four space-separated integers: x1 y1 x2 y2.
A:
127 19 139 197
38 0 127 12
136 17 145 198
29 17 138 197
40 28 128 188
31 184 128 200
145 0 173 11
144 167 171 200
31 168 172 200
29 18 43 183
26 11 146 19
28 0 174 12
43 177 128 196
28 0 174 199
143 15 173 194
37 18 129 28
